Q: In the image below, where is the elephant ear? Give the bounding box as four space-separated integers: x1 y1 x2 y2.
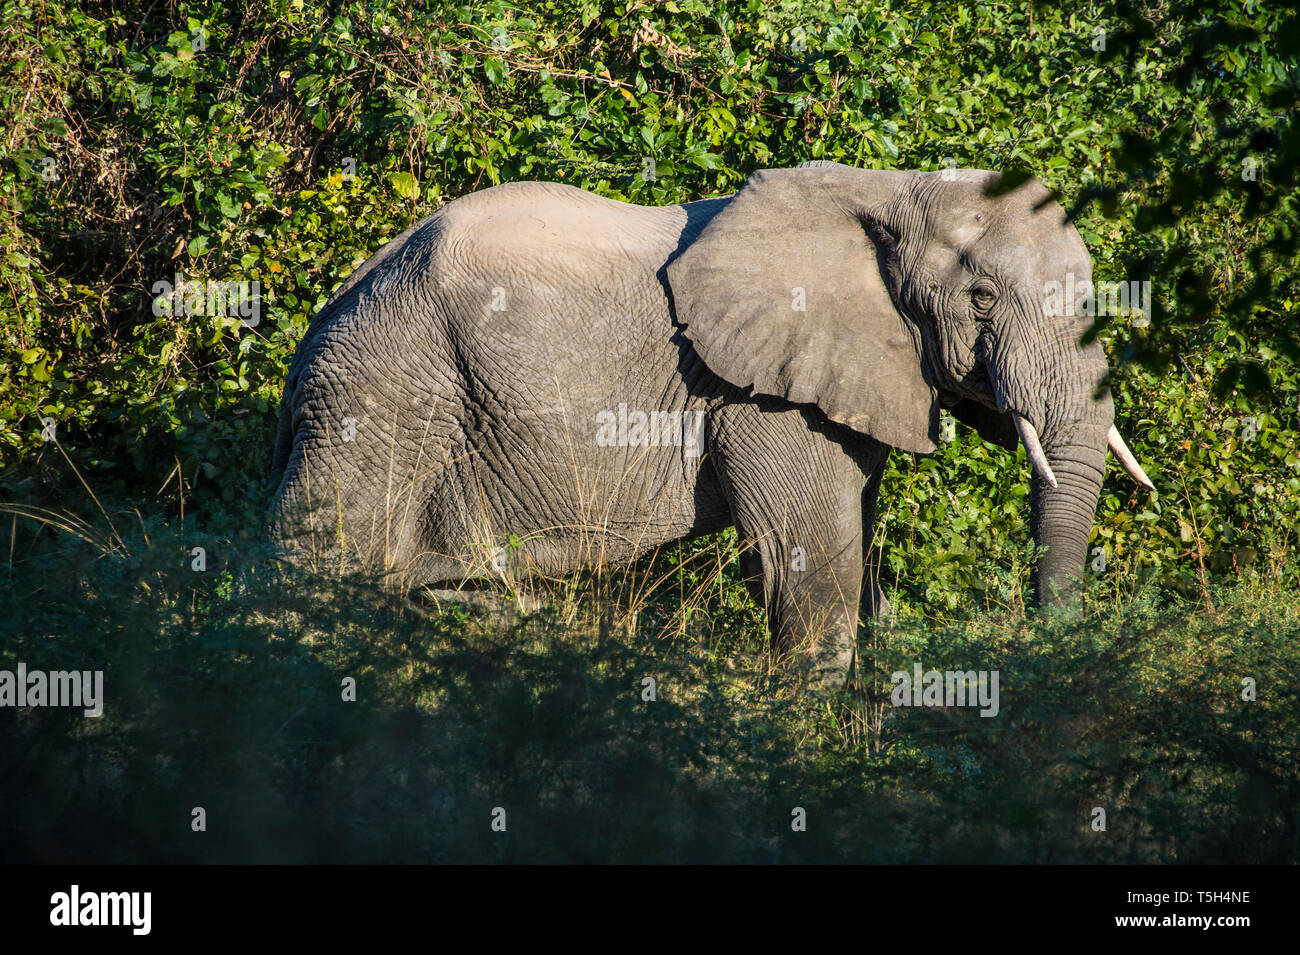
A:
667 164 938 453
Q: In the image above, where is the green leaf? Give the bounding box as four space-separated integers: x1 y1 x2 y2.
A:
389 172 420 201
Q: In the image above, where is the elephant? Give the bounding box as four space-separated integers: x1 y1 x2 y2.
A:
265 161 1152 687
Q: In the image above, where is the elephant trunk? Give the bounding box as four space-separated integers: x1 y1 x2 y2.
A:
992 289 1115 606
1028 424 1108 605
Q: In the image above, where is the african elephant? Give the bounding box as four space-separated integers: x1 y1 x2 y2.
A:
266 161 1152 686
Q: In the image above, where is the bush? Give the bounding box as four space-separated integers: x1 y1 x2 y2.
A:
1 520 1295 863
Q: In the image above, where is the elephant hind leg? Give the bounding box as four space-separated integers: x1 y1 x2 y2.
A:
709 400 876 688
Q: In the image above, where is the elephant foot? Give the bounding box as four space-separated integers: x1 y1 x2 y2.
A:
806 630 857 690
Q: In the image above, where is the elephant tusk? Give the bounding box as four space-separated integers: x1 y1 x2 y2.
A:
1108 425 1155 490
1012 413 1058 488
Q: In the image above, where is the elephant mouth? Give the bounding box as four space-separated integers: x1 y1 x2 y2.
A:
953 368 998 405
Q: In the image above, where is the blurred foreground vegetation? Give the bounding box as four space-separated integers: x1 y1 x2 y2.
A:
2 520 1296 863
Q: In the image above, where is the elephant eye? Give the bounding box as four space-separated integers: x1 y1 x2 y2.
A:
971 281 998 313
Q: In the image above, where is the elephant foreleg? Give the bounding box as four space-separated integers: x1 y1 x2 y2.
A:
709 400 872 688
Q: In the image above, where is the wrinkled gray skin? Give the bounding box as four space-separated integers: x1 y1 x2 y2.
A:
267 163 1117 686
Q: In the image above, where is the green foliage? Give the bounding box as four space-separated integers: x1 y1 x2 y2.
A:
2 0 1296 595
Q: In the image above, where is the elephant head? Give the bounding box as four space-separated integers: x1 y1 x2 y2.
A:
667 162 1151 605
